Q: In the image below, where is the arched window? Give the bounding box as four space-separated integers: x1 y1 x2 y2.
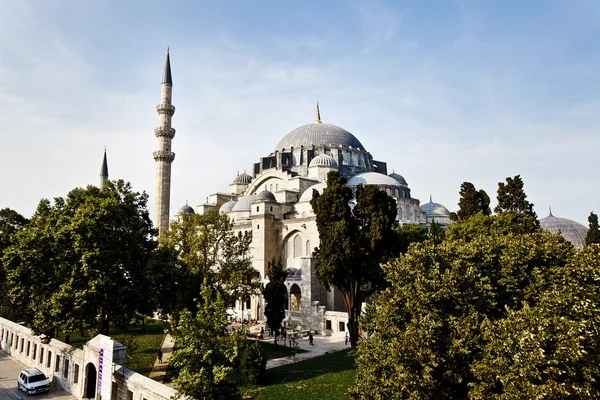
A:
294 235 302 258
306 240 311 256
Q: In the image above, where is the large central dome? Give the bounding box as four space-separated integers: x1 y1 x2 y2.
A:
275 122 366 152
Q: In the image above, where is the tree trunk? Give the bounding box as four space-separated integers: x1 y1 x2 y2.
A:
142 316 146 333
64 333 71 344
343 289 363 349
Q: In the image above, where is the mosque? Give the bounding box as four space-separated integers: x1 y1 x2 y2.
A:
129 50 584 333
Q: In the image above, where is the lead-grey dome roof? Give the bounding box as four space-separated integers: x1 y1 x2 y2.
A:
254 190 276 202
309 154 338 168
420 201 450 217
231 194 258 212
275 123 366 152
540 211 588 248
389 172 407 186
178 203 195 215
232 172 252 185
219 200 237 214
299 182 327 202
346 172 402 187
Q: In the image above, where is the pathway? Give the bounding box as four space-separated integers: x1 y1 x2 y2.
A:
148 334 174 383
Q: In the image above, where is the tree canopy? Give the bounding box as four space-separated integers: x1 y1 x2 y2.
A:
2 181 162 338
0 208 29 320
262 258 288 342
494 175 539 232
453 182 491 220
351 213 600 399
310 171 397 348
586 211 600 245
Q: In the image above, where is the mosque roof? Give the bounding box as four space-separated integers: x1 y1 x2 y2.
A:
178 202 195 215
275 122 365 152
299 182 327 202
219 200 237 214
232 172 252 185
540 210 588 248
309 154 338 168
255 190 276 202
231 194 258 212
346 172 402 187
388 172 406 186
420 197 450 217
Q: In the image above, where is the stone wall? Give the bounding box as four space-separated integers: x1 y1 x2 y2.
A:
0 317 176 400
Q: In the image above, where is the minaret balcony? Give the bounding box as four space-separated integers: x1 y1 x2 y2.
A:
154 126 176 139
153 150 175 163
156 103 175 116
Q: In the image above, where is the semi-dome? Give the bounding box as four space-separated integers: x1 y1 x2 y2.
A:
178 203 195 215
346 172 402 187
299 182 327 202
275 123 366 152
232 172 252 185
389 172 407 186
254 190 276 202
231 194 258 212
219 200 237 214
540 210 588 248
420 200 450 217
309 154 338 168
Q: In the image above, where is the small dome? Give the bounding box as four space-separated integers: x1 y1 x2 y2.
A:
420 201 450 217
231 194 258 212
219 200 237 214
346 172 402 187
275 123 366 152
232 172 252 185
309 154 338 168
540 211 588 248
389 172 407 186
178 203 195 215
299 182 327 202
254 190 276 202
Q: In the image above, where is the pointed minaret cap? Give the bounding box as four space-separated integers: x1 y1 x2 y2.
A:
100 147 109 178
162 46 173 85
315 101 322 123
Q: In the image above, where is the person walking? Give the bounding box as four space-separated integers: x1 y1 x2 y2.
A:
157 348 163 364
309 331 314 345
345 332 349 345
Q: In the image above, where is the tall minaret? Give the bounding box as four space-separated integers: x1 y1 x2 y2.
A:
153 48 176 235
100 148 109 189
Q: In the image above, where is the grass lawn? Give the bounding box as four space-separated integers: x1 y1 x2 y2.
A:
242 349 356 400
56 318 167 376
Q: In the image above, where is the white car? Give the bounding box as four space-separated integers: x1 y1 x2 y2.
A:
17 369 50 395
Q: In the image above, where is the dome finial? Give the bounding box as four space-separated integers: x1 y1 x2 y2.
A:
549 206 553 216
430 194 432 203
316 101 322 123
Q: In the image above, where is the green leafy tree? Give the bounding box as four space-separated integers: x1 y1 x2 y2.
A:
393 223 428 254
455 182 491 220
495 175 539 232
262 259 288 343
171 279 266 400
428 219 444 245
0 208 29 319
160 209 255 316
311 171 397 348
586 211 600 245
2 181 159 338
350 213 596 399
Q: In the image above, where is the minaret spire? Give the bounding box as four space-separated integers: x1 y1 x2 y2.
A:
315 101 322 123
100 147 109 189
153 49 176 235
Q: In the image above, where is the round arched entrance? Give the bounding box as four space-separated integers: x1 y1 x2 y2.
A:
290 284 301 311
84 362 97 399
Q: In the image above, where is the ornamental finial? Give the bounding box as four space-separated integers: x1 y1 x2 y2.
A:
549 206 553 216
316 101 322 123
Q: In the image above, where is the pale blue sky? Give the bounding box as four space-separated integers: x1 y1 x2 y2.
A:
1 0 599 225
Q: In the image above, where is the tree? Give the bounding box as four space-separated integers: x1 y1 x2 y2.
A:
311 171 397 348
351 214 600 399
2 181 159 338
428 219 444 245
170 279 266 400
262 259 288 343
455 182 491 220
586 211 600 245
0 208 29 319
159 209 255 316
393 223 428 254
495 175 539 232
